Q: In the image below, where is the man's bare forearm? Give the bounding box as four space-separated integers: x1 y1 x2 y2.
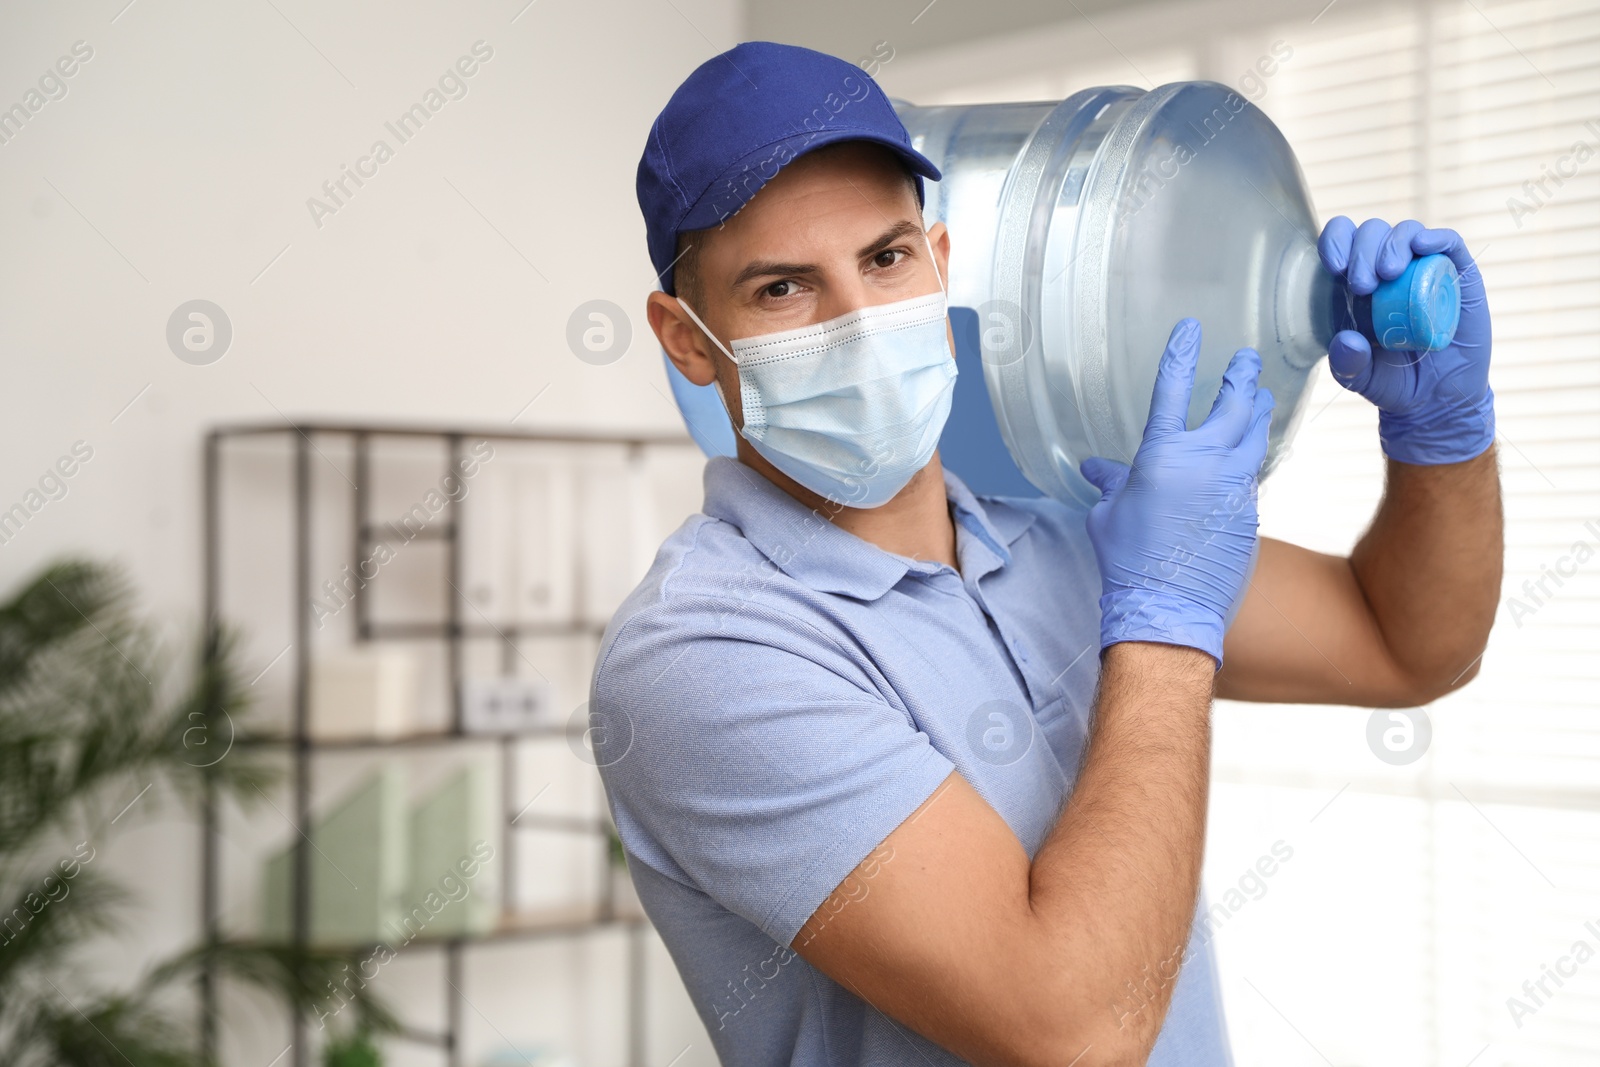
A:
1026 640 1215 1059
1351 445 1502 696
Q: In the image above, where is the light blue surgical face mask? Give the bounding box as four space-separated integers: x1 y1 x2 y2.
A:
676 233 958 508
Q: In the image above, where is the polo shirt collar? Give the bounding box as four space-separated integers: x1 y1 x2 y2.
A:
700 457 1037 601
943 462 1036 564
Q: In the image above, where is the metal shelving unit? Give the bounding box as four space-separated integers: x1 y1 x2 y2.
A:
200 421 697 1067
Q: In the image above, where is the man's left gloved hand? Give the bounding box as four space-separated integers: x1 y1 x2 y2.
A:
1317 216 1496 465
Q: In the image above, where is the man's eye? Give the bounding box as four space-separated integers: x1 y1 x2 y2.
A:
764 280 796 299
874 249 904 269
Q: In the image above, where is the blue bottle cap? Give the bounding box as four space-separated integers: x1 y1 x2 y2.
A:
1369 253 1461 351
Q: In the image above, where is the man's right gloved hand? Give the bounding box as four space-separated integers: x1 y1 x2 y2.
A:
1079 317 1275 669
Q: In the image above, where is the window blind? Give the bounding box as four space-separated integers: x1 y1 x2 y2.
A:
1217 4 1599 1062
896 1 1600 1061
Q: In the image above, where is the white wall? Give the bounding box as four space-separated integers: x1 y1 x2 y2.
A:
0 1 737 1063
0 0 738 611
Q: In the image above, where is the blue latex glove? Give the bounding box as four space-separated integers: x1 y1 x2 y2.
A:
1317 216 1495 464
1079 318 1274 668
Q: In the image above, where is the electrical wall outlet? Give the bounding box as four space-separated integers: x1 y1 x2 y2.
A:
460 676 553 734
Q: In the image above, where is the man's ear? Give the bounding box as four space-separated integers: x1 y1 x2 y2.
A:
647 291 719 387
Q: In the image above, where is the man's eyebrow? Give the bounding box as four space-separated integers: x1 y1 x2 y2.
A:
727 219 927 292
856 219 925 260
730 259 819 290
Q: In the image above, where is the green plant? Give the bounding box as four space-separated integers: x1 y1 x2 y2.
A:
606 824 626 869
0 560 396 1066
322 1029 381 1067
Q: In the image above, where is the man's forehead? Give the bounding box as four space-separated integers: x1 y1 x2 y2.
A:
707 149 922 259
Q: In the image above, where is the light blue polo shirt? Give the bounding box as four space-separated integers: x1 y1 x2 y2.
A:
591 456 1233 1066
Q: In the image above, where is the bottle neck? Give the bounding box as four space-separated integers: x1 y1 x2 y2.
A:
1276 238 1338 370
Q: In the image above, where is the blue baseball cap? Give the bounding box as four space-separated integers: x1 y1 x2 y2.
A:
637 41 941 296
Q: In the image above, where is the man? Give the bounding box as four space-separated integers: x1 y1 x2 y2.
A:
591 41 1501 1066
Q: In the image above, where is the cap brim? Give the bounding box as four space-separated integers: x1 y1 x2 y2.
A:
678 127 941 234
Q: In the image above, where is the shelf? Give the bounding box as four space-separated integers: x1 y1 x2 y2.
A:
223 899 649 954
360 522 455 543
209 420 697 448
203 422 669 1067
510 812 612 835
470 900 649 946
360 620 607 640
236 725 582 750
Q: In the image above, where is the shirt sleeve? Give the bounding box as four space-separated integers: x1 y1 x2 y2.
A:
592 593 955 949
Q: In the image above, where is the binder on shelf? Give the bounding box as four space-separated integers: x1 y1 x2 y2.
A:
407 764 497 938
513 459 576 626
459 458 517 625
262 764 409 945
460 453 579 630
576 455 659 624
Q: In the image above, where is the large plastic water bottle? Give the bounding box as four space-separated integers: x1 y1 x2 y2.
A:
896 81 1460 507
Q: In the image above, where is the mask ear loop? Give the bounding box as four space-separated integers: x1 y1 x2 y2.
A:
674 296 739 417
923 229 946 296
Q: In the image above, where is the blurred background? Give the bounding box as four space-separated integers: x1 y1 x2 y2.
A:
0 0 1595 1065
